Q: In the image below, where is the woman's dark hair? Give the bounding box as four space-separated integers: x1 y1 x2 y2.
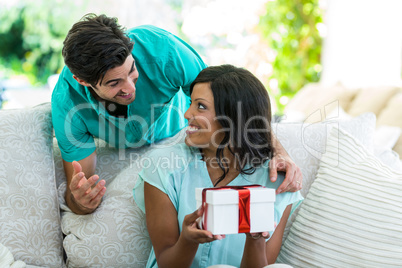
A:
62 13 134 86
190 64 274 186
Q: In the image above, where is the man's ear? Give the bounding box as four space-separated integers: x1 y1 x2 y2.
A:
73 75 92 87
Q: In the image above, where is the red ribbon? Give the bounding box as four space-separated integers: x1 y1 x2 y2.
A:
201 185 262 233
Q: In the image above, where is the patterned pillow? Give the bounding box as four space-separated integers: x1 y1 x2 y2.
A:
277 127 402 267
273 112 376 196
0 103 64 267
54 130 186 267
272 112 376 241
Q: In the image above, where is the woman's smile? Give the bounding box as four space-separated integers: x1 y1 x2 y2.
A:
186 124 201 134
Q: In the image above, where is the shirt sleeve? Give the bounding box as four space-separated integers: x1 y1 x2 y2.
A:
266 172 304 238
164 31 207 96
127 25 207 98
51 70 96 162
274 191 304 224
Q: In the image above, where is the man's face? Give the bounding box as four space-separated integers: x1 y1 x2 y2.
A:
91 55 139 105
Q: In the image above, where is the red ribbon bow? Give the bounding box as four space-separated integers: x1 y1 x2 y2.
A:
201 185 262 233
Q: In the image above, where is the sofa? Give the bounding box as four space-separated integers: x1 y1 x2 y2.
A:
0 82 401 267
282 82 402 160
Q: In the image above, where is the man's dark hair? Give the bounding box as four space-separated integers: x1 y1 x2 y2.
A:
190 64 274 186
62 13 134 86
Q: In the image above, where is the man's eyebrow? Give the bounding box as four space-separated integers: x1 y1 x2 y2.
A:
129 59 135 73
105 77 121 86
104 59 136 86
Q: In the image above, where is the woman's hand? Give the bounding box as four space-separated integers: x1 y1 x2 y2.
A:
145 183 222 267
241 231 270 268
246 231 270 240
181 206 225 244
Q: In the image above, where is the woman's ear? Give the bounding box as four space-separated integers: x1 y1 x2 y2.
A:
73 75 92 87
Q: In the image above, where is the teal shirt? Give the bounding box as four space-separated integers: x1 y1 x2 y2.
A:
52 25 207 162
133 144 303 268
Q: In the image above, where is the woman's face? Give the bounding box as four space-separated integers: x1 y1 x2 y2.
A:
184 82 224 153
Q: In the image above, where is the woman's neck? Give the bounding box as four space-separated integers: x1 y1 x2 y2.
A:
201 147 240 187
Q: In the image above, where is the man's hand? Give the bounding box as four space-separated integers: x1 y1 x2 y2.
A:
69 161 106 214
269 154 302 194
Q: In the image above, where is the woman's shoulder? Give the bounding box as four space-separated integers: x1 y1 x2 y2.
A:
145 143 199 169
147 142 193 156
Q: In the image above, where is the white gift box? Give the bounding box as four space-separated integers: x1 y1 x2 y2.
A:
195 186 276 235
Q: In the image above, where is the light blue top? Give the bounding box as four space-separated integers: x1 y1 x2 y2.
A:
51 25 207 162
133 143 303 268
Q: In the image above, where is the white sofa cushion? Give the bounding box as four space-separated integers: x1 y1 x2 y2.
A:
376 92 402 158
277 127 402 267
54 139 150 267
54 131 186 267
283 82 359 121
327 107 401 169
0 103 64 267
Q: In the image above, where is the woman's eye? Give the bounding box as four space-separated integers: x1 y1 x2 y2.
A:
198 103 206 109
110 82 118 87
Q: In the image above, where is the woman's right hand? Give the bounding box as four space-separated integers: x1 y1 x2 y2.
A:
181 206 225 244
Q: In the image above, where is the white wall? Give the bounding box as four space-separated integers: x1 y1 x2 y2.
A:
320 0 402 87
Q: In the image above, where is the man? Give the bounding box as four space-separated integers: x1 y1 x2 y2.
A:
52 14 302 215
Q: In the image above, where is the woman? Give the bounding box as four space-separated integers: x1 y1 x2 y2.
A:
133 65 303 267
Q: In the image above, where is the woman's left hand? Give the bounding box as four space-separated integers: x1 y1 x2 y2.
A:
181 206 225 244
246 231 270 240
269 153 303 194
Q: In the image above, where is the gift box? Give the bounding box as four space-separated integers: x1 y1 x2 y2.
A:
195 185 276 235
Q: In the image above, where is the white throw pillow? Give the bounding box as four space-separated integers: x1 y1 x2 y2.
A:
0 103 64 267
373 147 402 172
373 125 401 150
277 127 402 267
272 112 376 198
54 129 186 267
272 112 376 241
327 107 401 169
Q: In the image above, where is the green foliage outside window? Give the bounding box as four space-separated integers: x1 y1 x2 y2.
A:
258 0 323 113
0 0 323 98
0 1 87 85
